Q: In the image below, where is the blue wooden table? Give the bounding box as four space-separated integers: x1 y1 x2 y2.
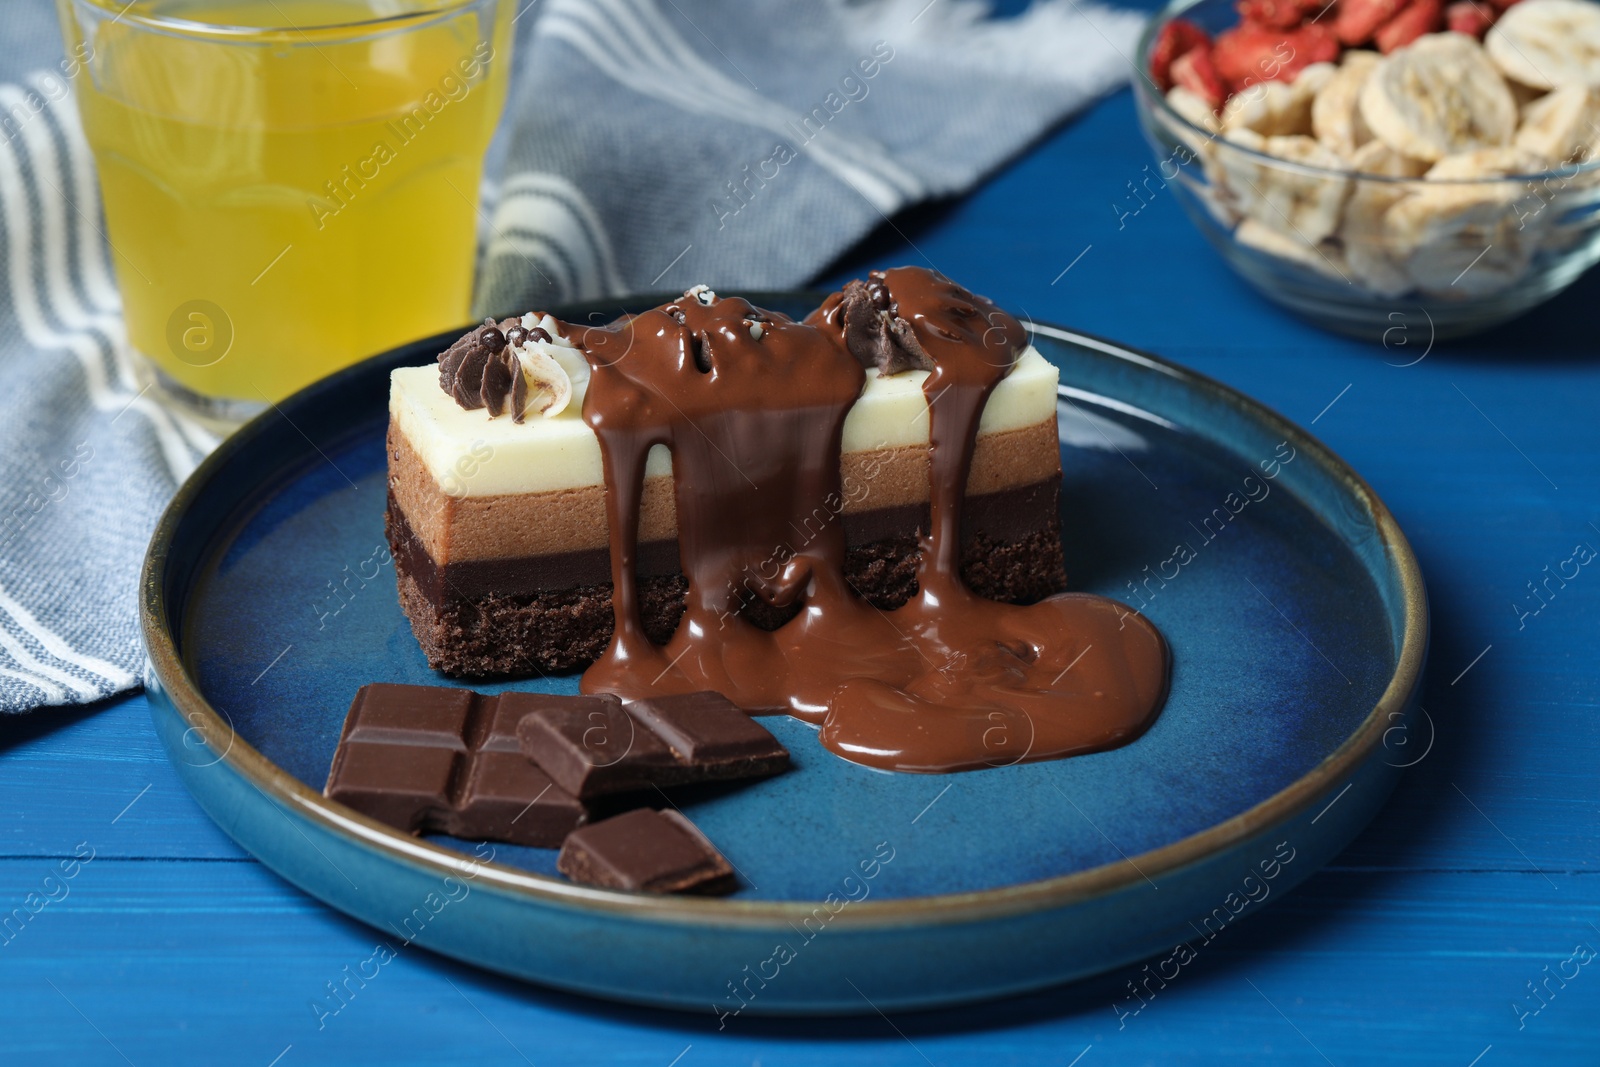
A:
6 21 1599 1066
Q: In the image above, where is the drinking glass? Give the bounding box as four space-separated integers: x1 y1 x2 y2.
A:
56 0 514 424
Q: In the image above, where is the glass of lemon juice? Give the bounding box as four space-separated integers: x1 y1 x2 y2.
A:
56 0 514 424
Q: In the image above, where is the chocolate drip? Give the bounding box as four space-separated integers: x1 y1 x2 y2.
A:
544 270 1168 774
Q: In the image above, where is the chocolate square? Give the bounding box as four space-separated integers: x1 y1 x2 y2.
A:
446 751 585 847
624 691 790 775
472 691 541 753
342 682 472 748
557 808 735 894
326 740 458 832
516 694 678 799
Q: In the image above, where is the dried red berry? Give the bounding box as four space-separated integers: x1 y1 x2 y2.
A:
1334 0 1412 45
1214 22 1339 91
1237 0 1322 29
1151 18 1213 91
1374 0 1444 51
1172 45 1228 107
1445 0 1495 35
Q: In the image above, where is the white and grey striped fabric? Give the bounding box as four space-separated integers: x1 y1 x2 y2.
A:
0 0 1141 714
476 0 1145 312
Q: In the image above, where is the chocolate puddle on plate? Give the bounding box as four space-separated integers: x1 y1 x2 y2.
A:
562 267 1169 774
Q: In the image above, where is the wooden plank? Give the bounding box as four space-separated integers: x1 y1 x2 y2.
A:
1 860 1594 1064
0 697 246 861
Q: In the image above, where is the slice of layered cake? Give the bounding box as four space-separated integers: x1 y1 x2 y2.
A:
387 277 1066 678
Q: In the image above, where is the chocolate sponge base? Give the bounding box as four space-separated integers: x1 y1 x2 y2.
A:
390 507 1067 680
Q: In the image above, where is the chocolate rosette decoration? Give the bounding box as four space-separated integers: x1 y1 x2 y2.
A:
437 318 531 422
813 267 1028 374
833 272 936 376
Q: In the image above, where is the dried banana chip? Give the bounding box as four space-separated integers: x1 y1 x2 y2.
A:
1223 63 1338 137
1216 131 1353 241
1340 141 1430 296
1235 218 1351 281
1313 51 1383 156
1486 0 1600 90
1514 84 1600 161
1360 33 1518 162
1386 178 1534 295
1425 145 1550 177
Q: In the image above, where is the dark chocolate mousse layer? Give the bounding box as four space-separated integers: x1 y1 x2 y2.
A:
387 488 1065 677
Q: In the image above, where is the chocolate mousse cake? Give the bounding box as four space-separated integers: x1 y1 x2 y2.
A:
388 280 1067 678
387 266 1167 776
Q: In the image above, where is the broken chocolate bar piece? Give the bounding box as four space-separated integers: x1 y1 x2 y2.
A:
325 683 586 848
514 694 678 799
516 690 790 799
624 691 794 775
557 808 736 894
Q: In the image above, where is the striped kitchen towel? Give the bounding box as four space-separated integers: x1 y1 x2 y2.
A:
0 0 1142 713
475 0 1145 312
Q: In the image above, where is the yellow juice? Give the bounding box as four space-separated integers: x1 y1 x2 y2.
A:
59 0 513 404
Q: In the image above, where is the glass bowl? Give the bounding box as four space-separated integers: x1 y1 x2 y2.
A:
1133 0 1600 340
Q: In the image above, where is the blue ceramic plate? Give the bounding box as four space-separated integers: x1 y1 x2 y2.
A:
141 295 1427 1015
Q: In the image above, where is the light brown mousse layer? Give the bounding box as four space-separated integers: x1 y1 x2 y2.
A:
388 417 1061 568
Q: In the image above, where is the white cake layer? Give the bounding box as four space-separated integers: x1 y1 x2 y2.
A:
391 345 1060 497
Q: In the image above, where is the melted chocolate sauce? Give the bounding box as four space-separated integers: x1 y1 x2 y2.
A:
569 268 1168 774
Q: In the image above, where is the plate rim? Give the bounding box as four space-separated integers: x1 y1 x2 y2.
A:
140 299 1428 930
